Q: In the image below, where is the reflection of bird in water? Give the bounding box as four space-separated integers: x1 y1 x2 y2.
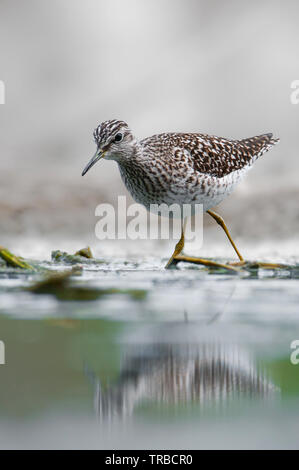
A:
92 344 277 421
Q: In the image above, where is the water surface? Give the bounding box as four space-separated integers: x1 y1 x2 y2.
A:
0 254 299 449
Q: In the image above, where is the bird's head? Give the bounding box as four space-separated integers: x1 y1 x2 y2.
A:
82 119 136 176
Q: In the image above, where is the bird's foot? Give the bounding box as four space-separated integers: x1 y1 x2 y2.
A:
227 260 246 267
166 254 286 272
165 254 241 272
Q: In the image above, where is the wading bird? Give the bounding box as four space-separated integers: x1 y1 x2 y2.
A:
82 120 279 269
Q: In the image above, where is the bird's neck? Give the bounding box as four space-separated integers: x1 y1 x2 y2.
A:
117 142 157 203
117 140 145 169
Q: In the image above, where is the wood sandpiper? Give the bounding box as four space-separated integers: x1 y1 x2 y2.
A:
82 120 279 270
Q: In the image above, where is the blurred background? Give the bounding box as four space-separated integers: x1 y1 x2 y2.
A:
0 0 298 258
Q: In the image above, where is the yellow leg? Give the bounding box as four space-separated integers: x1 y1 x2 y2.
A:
165 223 185 269
206 210 244 262
165 219 240 271
165 212 285 272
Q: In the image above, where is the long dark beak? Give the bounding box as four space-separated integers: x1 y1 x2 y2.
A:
82 148 105 176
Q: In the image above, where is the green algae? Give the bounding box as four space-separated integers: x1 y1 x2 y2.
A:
51 249 104 265
27 267 147 302
0 246 35 270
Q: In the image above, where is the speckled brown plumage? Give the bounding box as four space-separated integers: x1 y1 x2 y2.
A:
84 120 279 214
141 132 279 178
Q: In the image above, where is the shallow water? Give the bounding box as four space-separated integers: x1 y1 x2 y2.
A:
0 254 299 449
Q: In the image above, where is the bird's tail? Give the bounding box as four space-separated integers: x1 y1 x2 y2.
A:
238 133 280 160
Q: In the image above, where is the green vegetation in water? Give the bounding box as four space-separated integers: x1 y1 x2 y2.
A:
74 246 93 259
52 248 104 265
0 246 35 270
27 267 147 301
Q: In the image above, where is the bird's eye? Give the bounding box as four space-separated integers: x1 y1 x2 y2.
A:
114 133 123 143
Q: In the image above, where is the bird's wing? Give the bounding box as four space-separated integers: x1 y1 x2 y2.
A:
171 133 279 178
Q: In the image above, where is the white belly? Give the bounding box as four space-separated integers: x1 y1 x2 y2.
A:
119 162 251 218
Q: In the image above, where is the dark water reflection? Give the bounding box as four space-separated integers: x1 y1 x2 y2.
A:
94 343 276 421
0 311 297 449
